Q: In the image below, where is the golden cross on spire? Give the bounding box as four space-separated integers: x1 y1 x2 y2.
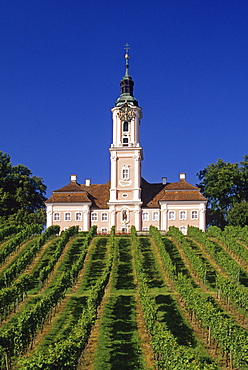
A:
124 43 130 54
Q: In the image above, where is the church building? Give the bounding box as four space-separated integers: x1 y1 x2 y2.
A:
46 48 207 234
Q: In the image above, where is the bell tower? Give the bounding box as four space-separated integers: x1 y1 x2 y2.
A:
108 45 143 232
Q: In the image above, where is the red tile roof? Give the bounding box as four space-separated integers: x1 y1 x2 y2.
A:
142 178 207 207
46 181 111 208
46 177 207 208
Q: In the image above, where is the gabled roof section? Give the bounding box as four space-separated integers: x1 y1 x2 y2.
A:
79 182 110 208
141 177 207 207
46 180 111 208
164 179 199 191
53 181 86 193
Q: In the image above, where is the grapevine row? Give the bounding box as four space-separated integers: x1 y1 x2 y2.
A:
0 224 42 266
152 226 248 369
132 226 218 369
18 227 115 370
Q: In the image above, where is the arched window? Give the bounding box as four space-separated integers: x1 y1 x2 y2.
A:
168 211 175 220
122 209 128 221
152 212 159 221
54 212 60 221
191 210 198 220
179 211 187 220
91 213 98 222
179 226 187 235
101 213 108 221
123 121 128 132
64 212 71 221
75 212 82 221
122 167 129 180
142 212 149 221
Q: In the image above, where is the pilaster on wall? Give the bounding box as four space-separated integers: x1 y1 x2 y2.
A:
83 205 90 232
46 205 53 228
160 203 168 231
199 203 207 232
134 205 141 231
109 205 116 228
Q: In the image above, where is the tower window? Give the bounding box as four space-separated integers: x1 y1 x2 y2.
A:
123 137 128 146
123 121 128 132
122 167 129 180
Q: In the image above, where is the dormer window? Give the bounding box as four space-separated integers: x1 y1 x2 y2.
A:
123 121 128 132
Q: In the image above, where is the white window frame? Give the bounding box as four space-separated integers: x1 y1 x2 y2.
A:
152 211 159 221
179 210 187 220
191 210 198 220
91 212 98 222
101 228 108 234
75 212 82 221
101 212 108 222
168 211 175 220
64 212 71 221
142 227 149 231
179 226 187 235
142 212 149 221
54 212 60 221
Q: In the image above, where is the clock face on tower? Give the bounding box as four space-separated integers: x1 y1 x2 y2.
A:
117 103 135 122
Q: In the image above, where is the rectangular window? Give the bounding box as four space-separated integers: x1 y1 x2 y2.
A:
123 137 128 146
191 210 198 220
168 211 175 220
101 213 108 221
91 213 98 222
152 212 159 221
101 228 108 234
64 212 71 221
75 212 82 221
180 211 187 220
142 212 149 221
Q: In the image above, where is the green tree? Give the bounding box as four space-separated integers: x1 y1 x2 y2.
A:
227 201 248 227
197 155 248 228
0 152 47 226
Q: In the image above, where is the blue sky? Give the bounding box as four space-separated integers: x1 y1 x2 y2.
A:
1 0 247 196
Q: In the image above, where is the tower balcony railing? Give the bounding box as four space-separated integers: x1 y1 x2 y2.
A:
111 143 140 148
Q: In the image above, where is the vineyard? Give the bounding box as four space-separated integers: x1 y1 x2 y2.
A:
0 224 247 370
